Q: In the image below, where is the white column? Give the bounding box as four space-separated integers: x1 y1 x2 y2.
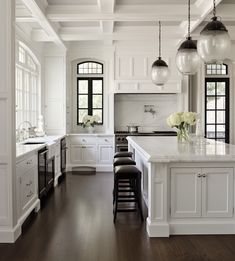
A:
0 0 19 242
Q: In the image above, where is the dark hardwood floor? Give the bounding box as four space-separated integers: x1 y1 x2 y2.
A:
1 172 235 261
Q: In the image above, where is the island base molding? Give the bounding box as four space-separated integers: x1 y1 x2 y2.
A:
0 224 21 243
147 219 235 237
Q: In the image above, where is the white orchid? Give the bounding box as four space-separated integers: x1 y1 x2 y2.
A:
82 114 100 128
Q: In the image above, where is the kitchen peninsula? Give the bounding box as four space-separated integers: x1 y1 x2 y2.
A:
127 136 235 237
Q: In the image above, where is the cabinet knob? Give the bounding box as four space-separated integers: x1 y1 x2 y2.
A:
105 139 108 142
202 174 207 178
197 174 201 178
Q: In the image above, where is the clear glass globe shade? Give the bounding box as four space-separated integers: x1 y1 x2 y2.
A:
151 65 170 86
176 48 201 75
197 30 231 63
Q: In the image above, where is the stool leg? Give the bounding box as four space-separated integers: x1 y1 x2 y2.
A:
113 177 118 223
136 174 144 221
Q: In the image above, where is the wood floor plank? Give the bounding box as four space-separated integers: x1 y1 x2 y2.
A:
0 172 235 261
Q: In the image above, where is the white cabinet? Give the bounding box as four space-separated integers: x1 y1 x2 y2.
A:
69 134 114 171
171 167 233 218
16 154 40 224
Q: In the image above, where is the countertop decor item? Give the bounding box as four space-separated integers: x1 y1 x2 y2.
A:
82 114 100 133
197 0 231 64
151 21 170 86
176 0 200 75
167 112 197 142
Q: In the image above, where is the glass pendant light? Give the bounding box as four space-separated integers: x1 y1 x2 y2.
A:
176 0 201 75
197 0 231 64
151 21 170 86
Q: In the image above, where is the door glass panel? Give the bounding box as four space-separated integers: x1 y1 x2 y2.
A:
217 111 225 124
217 97 225 110
207 97 215 109
92 80 102 94
92 95 102 108
207 82 215 95
217 82 226 95
207 111 215 124
78 80 88 94
78 95 88 108
207 125 215 138
78 109 88 123
92 109 102 123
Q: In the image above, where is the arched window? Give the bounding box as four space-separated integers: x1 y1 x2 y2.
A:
205 63 228 75
15 41 40 128
76 61 103 124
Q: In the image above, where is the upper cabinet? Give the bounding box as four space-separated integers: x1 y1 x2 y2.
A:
114 52 182 93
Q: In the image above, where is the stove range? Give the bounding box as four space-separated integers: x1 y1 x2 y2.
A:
114 130 177 152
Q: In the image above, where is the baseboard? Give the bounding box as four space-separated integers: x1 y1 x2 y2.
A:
0 223 21 243
146 218 170 237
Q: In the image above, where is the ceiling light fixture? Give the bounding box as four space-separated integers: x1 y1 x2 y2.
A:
151 21 170 86
197 0 231 64
176 0 201 75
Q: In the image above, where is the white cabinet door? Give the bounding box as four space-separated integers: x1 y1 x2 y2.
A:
98 145 113 165
70 145 83 164
83 145 97 164
171 168 201 218
202 168 234 218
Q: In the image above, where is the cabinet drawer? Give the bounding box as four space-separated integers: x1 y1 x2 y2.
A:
70 136 96 145
17 154 37 174
97 136 114 145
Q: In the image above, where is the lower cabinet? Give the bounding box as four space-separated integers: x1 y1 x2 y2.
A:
69 135 114 171
171 167 234 218
16 154 39 222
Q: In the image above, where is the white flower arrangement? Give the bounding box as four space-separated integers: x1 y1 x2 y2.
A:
167 112 197 142
82 114 100 128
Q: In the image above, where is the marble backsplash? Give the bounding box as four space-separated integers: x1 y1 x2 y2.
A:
114 94 180 132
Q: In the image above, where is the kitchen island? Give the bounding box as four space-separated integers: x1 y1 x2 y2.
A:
127 136 235 237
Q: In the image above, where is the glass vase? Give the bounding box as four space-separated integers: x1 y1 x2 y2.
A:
177 127 189 143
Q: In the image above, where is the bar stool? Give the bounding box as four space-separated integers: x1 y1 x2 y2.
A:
113 157 136 167
113 165 143 222
114 152 133 158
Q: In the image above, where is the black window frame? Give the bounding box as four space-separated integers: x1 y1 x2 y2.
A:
77 77 104 125
77 61 103 75
205 77 230 143
205 63 228 76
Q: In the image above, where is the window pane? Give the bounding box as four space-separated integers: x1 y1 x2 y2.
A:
207 82 215 95
207 125 215 138
207 111 215 124
78 80 88 94
78 109 88 123
217 125 225 138
92 109 102 123
78 95 88 108
78 62 103 74
217 111 225 124
93 95 102 108
206 97 215 109
217 82 225 95
217 97 225 110
92 80 102 93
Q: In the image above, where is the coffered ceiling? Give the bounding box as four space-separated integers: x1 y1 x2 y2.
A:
15 0 235 50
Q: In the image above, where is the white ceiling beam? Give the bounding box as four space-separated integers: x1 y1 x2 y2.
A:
21 0 67 50
97 0 116 13
46 5 200 22
100 21 114 34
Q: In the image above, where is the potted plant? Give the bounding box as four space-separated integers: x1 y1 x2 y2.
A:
82 114 100 133
167 112 197 142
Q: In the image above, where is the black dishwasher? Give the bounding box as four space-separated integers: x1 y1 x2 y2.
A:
38 147 55 199
60 138 67 175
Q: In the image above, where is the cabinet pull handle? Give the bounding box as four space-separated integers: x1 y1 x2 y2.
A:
202 174 206 178
197 174 201 178
26 181 32 186
27 191 33 197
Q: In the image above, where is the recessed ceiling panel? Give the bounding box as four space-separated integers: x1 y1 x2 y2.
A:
47 0 97 5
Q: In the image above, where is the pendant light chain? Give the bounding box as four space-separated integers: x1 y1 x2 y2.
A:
213 0 216 17
159 21 161 58
188 0 191 38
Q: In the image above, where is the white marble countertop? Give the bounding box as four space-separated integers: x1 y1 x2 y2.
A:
16 134 66 161
127 136 235 163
